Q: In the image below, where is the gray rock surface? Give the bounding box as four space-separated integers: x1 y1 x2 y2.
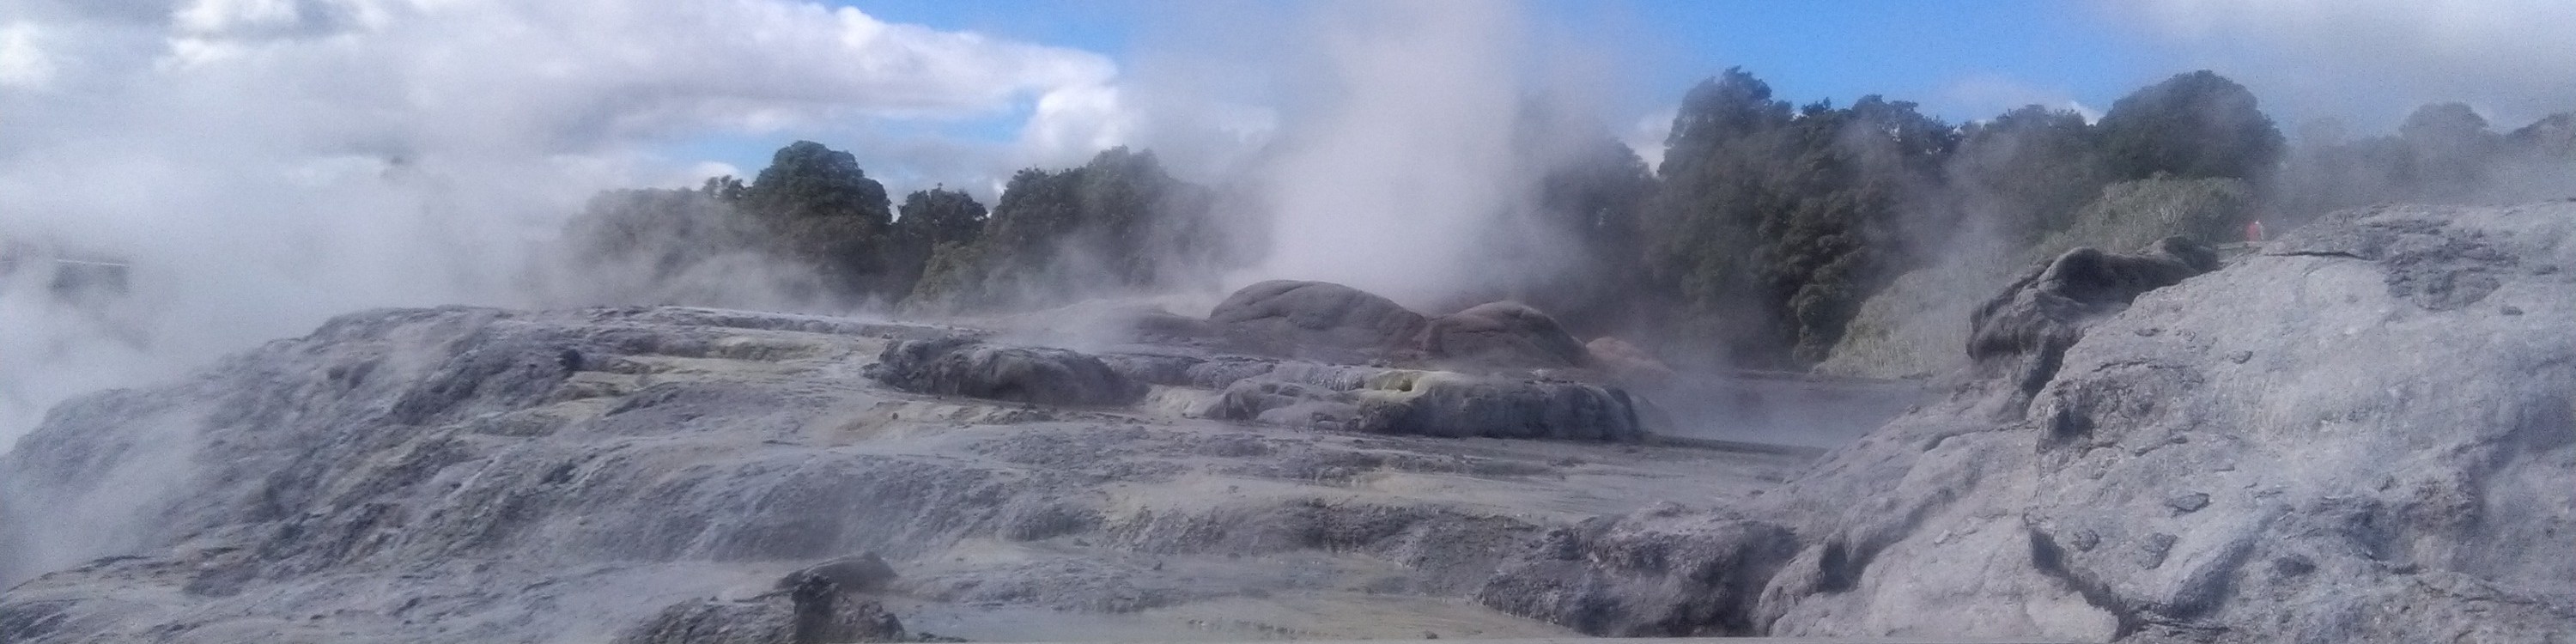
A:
1966 236 2219 408
1476 507 1797 636
1532 203 2576 642
13 203 2565 644
1206 280 1429 362
615 571 907 644
867 337 1147 406
0 305 1804 643
776 553 898 596
1353 371 1647 442
1420 301 1589 369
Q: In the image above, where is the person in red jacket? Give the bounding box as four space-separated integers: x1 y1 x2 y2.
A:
2245 219 2266 243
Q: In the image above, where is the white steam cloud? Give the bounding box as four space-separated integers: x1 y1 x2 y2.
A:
1247 3 1525 306
2122 0 2576 126
0 0 1123 449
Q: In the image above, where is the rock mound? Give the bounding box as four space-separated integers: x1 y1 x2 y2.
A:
1477 508 1797 636
1517 203 2576 642
1820 176 2252 380
1206 280 1427 362
0 303 1784 643
617 568 907 644
1420 301 1590 368
866 337 1147 406
1966 236 2219 407
1354 371 1647 442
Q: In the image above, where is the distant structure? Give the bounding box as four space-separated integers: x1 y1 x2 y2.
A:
0 236 132 302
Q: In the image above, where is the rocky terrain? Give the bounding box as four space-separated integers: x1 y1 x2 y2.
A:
0 300 1815 643
6 202 2575 643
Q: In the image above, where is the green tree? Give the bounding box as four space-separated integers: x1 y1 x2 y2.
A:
1518 130 1657 336
884 187 987 301
742 141 892 224
1952 105 2109 240
2397 102 2499 201
907 147 1229 312
2094 70 2284 181
738 141 896 301
1641 68 1958 367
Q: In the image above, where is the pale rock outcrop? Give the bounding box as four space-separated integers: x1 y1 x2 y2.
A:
1488 203 2576 643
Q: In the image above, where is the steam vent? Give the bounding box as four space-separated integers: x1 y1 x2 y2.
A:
7 3 2576 644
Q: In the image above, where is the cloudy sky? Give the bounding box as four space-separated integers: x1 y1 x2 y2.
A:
1 0 2571 446
6 0 2570 206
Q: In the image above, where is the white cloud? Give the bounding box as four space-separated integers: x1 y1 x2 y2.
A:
0 22 56 88
1018 83 1134 167
2117 0 2576 128
1625 106 1674 170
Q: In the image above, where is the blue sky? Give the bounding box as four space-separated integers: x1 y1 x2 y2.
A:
667 0 2196 190
647 0 2575 192
844 0 2166 118
829 0 2165 143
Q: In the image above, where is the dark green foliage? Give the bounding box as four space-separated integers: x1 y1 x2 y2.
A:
563 142 913 306
1641 69 1957 367
2094 70 2284 181
2396 102 2500 201
1517 131 1657 336
892 188 987 248
566 187 762 280
883 187 987 302
732 141 897 301
905 147 1230 312
559 66 2555 381
742 141 892 225
699 175 747 203
1953 105 2111 241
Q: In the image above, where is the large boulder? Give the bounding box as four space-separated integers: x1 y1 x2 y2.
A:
866 337 1147 406
1420 301 1590 369
615 560 908 644
1206 280 1427 363
1760 203 2576 641
1479 203 2576 642
1477 508 1800 636
1965 236 2219 409
1353 371 1646 442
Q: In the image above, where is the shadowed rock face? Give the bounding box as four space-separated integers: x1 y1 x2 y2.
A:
1354 372 1646 442
867 337 1148 406
614 577 906 644
1476 509 1798 636
1966 236 2220 410
1206 280 1429 362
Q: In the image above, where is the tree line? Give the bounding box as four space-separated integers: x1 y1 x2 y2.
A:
567 69 2576 368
